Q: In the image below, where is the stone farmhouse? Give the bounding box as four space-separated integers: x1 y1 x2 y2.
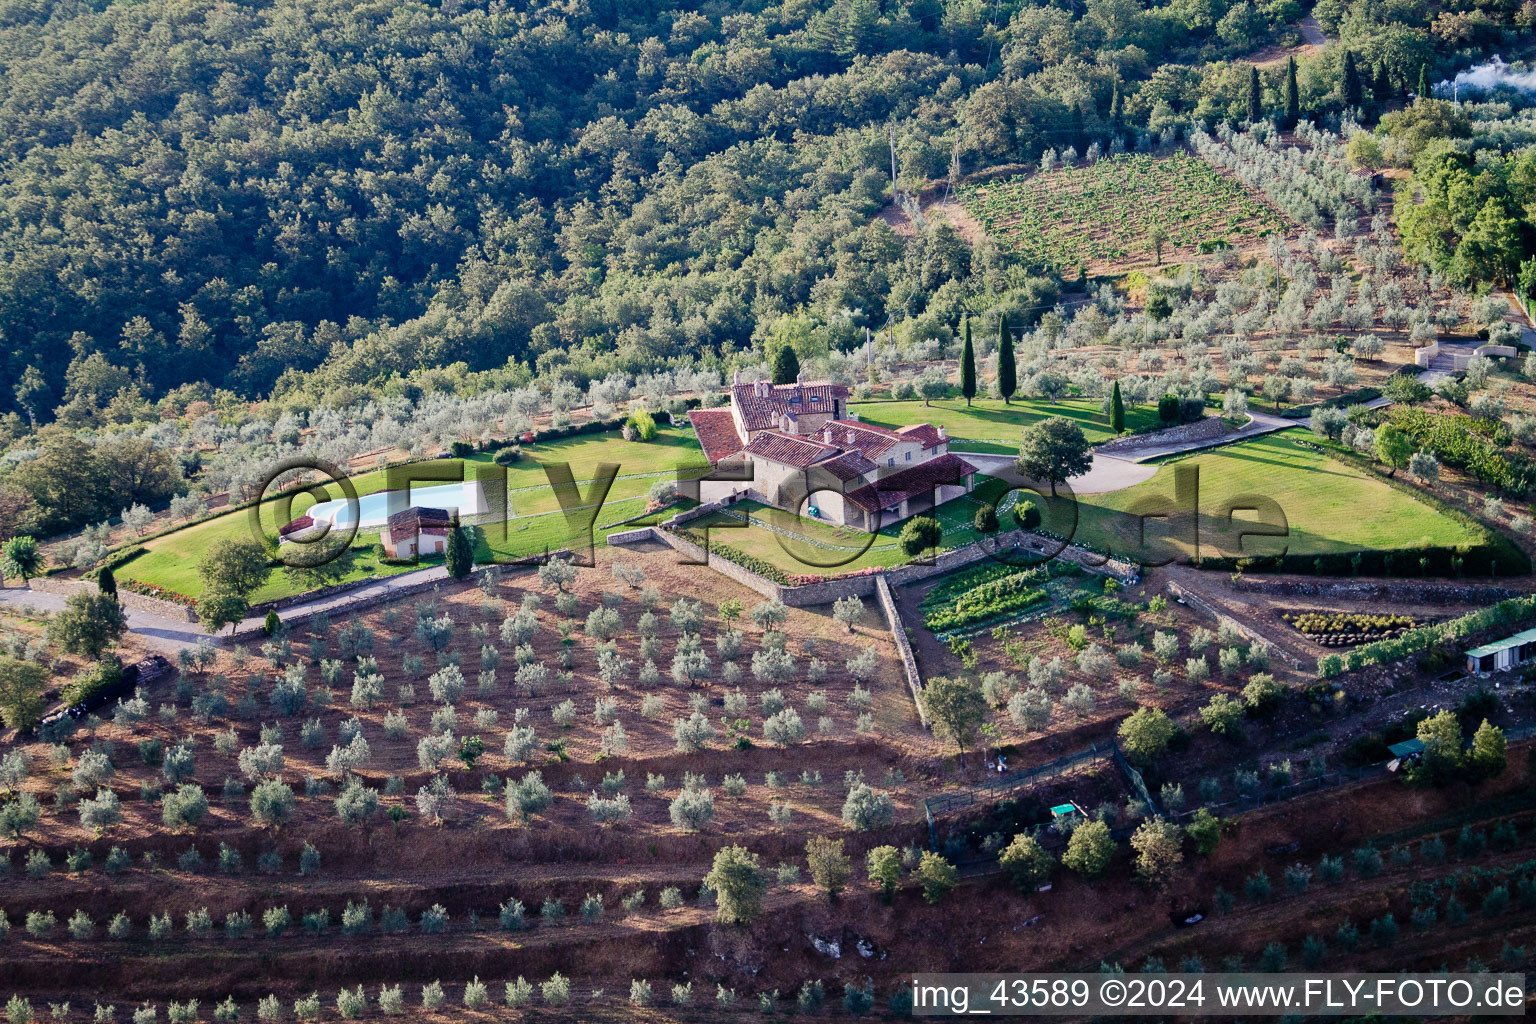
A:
688 374 977 530
381 506 452 559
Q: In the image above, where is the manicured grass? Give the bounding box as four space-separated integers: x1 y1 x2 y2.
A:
117 427 710 602
1063 433 1484 563
849 398 1159 447
689 477 1014 574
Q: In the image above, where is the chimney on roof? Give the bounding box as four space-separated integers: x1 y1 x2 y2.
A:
937 425 946 440
823 425 833 445
733 369 741 385
796 372 804 384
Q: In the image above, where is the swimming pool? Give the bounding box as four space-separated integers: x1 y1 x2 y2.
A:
305 481 489 530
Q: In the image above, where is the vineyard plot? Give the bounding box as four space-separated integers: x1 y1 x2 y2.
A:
956 154 1288 273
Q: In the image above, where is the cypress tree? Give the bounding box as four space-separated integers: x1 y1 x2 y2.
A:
1247 65 1262 124
960 318 976 407
446 520 474 579
1417 63 1430 103
1284 57 1300 127
769 344 800 385
1343 51 1363 109
997 319 1016 406
1109 79 1122 127
97 565 117 600
1373 62 1390 105
1109 381 1125 434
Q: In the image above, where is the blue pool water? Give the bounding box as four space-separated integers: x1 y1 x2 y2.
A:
306 482 484 529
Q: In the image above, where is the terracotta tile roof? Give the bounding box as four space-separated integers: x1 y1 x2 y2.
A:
821 419 904 458
744 431 839 469
731 380 849 432
819 450 879 481
687 408 745 462
278 515 315 537
896 423 946 449
387 506 452 543
845 454 978 513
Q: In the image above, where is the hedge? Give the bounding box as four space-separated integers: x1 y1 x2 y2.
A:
93 547 148 578
62 409 706 578
59 656 127 709
1318 594 1536 678
1196 541 1522 579
675 529 888 587
1195 436 1531 579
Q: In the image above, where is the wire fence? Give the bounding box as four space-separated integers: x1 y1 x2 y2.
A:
923 743 1114 848
925 721 1536 859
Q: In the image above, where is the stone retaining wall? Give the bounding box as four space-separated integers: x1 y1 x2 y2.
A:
1098 416 1226 457
875 575 927 727
1228 577 1522 606
28 576 198 623
610 525 1137 606
1166 579 1304 671
252 575 401 615
230 560 543 642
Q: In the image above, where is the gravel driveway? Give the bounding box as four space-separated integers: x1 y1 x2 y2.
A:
0 585 209 654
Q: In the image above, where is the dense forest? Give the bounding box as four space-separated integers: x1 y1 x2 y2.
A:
1 0 1516 427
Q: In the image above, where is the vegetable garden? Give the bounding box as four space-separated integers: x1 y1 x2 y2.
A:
956 154 1287 272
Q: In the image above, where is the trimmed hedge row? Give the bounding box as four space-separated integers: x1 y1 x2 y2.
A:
677 530 796 586
1196 542 1521 579
1318 594 1536 678
1195 437 1531 579
675 529 889 587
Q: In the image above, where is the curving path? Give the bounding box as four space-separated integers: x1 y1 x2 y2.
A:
0 585 209 654
963 412 1296 495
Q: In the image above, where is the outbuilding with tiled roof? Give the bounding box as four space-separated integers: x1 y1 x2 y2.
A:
382 506 452 559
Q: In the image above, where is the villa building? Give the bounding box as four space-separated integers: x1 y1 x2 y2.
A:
688 373 977 530
382 506 452 559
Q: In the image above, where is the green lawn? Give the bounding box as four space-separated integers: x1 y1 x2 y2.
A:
849 397 1160 447
1063 433 1483 564
117 427 711 603
688 478 1013 574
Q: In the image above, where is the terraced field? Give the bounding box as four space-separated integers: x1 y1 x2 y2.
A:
957 153 1288 272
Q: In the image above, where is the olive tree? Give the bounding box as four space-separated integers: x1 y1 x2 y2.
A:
705 846 766 925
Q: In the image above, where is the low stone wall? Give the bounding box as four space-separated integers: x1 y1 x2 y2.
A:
1414 341 1439 368
668 498 730 527
1165 579 1303 671
610 526 1136 605
1098 416 1226 457
876 575 927 727
231 560 538 641
1228 577 1522 606
252 575 401 615
28 576 198 623
1476 343 1518 361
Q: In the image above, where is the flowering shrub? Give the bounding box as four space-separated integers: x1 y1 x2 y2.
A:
118 579 198 607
